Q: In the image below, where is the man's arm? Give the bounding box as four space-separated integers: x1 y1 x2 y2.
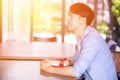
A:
40 60 76 78
49 66 76 77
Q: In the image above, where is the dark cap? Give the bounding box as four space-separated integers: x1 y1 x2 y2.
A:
69 3 94 25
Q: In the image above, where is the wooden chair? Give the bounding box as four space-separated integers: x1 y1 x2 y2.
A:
33 36 57 42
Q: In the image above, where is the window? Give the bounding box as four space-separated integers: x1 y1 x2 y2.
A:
33 0 62 43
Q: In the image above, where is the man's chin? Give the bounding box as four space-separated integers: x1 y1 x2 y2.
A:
67 29 73 33
66 26 74 32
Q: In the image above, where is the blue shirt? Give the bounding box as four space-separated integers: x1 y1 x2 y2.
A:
73 26 118 80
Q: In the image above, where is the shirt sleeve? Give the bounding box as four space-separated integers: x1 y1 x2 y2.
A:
73 35 102 78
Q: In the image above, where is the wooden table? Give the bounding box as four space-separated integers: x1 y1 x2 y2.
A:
0 42 79 80
112 51 120 73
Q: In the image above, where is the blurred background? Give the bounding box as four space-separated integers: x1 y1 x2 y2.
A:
0 0 120 46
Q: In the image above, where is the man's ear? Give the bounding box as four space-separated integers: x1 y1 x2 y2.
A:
82 17 86 23
79 17 86 24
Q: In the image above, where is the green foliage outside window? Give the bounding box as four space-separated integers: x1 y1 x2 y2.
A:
97 21 109 35
112 0 120 25
33 1 61 34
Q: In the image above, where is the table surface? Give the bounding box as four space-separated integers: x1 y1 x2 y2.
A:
0 42 79 80
0 42 76 57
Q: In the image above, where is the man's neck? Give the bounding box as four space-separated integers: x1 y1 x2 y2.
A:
75 25 87 39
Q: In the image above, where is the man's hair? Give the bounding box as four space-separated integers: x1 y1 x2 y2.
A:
70 3 94 25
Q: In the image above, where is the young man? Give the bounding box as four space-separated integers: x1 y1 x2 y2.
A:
40 3 118 80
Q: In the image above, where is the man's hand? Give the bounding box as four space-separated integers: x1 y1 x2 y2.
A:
40 59 76 78
40 60 53 73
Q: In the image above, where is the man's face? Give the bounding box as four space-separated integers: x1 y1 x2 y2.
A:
67 11 84 32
